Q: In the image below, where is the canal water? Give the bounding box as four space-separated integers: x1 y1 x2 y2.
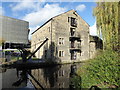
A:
0 67 35 89
1 63 83 89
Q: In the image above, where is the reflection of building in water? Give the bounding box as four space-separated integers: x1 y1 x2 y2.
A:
30 64 81 88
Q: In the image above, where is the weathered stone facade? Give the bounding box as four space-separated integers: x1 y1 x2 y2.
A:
31 10 102 63
89 36 103 59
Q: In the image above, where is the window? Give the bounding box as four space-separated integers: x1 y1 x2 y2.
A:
71 17 77 27
68 17 71 22
77 42 81 48
71 51 77 60
48 27 50 32
59 50 64 57
70 28 76 36
44 50 47 59
71 41 75 48
58 70 64 77
58 38 64 45
78 51 81 56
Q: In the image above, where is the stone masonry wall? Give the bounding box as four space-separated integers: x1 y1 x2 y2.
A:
31 10 90 63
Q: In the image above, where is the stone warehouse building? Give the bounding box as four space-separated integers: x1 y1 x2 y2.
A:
0 16 29 49
31 10 102 63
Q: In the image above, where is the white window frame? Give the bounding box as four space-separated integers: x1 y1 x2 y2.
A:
58 50 64 57
58 37 64 45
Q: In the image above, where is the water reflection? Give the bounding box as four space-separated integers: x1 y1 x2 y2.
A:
1 68 34 89
31 63 83 89
0 67 7 73
1 63 83 89
12 69 29 87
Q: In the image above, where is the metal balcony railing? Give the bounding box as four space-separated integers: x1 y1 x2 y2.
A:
69 33 81 42
70 32 77 37
70 43 81 49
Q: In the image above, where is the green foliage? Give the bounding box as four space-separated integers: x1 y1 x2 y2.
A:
93 2 119 51
72 50 120 88
71 75 82 89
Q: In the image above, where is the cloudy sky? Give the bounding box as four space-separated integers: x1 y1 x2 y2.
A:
1 0 97 39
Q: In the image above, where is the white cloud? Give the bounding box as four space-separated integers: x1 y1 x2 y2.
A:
23 3 67 39
23 3 67 27
0 6 5 15
76 4 86 12
89 22 97 36
11 0 38 11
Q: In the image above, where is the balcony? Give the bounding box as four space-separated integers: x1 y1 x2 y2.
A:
70 42 81 51
69 33 81 41
70 32 77 37
71 22 77 27
69 28 81 41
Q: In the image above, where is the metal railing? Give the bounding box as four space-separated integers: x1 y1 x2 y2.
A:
70 43 81 49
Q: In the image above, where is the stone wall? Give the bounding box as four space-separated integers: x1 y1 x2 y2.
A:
52 10 90 62
89 36 103 59
31 10 94 63
31 20 52 60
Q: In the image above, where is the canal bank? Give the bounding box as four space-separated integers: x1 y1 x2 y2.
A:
1 59 88 71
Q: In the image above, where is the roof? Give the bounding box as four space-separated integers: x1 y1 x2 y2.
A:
32 9 90 35
90 35 102 42
32 10 74 34
0 15 29 23
32 18 52 34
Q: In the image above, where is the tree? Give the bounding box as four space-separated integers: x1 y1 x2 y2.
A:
93 2 119 51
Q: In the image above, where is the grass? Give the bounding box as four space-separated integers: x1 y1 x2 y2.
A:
72 50 120 89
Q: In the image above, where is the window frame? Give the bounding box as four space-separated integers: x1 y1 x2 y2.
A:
58 50 64 57
70 17 77 27
58 37 64 45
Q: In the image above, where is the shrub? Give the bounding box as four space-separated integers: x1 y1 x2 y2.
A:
72 50 120 88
